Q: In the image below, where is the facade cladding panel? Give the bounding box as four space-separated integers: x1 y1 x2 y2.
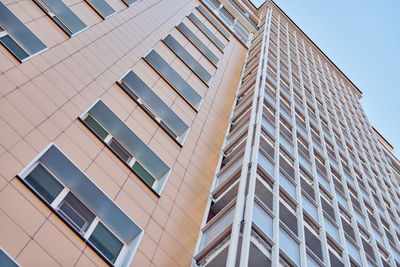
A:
0 0 399 267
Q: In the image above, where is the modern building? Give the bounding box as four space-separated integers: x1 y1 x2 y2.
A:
0 0 399 266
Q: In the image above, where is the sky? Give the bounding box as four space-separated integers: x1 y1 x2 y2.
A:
255 0 400 158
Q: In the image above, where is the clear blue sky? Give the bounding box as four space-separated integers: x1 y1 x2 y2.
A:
265 0 400 158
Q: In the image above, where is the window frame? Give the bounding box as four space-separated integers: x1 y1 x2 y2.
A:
17 144 143 266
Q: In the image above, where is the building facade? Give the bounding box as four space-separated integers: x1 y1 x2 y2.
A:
0 0 399 266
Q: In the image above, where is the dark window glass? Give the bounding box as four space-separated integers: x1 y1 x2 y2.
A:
0 35 29 61
118 71 188 143
187 13 225 52
25 164 64 203
279 202 298 235
196 5 230 40
162 34 212 85
89 222 123 264
34 0 87 36
57 192 96 234
85 0 115 18
84 115 108 140
0 1 47 61
144 50 202 110
304 227 323 260
132 161 155 187
109 138 132 163
176 22 219 67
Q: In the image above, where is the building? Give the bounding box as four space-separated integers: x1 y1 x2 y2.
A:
0 0 399 266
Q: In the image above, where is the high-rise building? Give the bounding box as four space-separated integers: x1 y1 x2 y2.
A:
0 0 399 266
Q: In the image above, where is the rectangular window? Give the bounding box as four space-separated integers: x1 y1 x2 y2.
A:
85 0 115 19
0 2 47 62
33 0 87 37
253 202 273 239
187 13 225 52
196 5 230 40
18 144 143 266
144 50 203 111
279 226 300 264
80 100 171 194
162 34 212 86
118 71 189 145
176 22 219 67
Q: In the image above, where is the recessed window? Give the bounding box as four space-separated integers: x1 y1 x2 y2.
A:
80 100 171 194
176 22 219 67
144 50 203 111
33 0 87 37
187 13 225 52
85 0 116 19
118 71 190 145
18 144 143 266
196 5 230 40
162 34 212 86
0 2 47 62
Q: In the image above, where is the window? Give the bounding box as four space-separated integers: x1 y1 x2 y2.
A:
18 144 143 266
176 22 219 66
279 226 300 264
0 2 47 62
187 13 225 52
0 247 19 267
85 0 116 19
80 100 171 195
33 0 87 37
144 50 203 111
253 201 273 239
118 71 190 145
196 5 230 40
162 34 212 85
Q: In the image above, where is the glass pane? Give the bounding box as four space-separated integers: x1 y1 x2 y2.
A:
132 161 155 187
336 192 348 210
324 217 339 241
279 227 300 264
253 203 273 238
307 254 320 267
262 117 275 135
201 206 235 249
302 195 318 221
299 154 312 173
108 138 131 163
84 115 108 140
144 49 203 109
280 172 296 196
25 164 64 203
346 239 361 263
86 0 115 18
57 192 95 234
0 35 29 61
259 152 274 176
89 222 123 264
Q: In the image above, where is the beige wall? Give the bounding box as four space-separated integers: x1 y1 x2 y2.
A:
0 0 247 265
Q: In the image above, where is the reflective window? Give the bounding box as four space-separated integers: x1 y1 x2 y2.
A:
18 145 143 265
259 152 274 177
253 202 273 238
0 2 47 61
33 0 87 36
81 100 170 194
279 227 300 264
